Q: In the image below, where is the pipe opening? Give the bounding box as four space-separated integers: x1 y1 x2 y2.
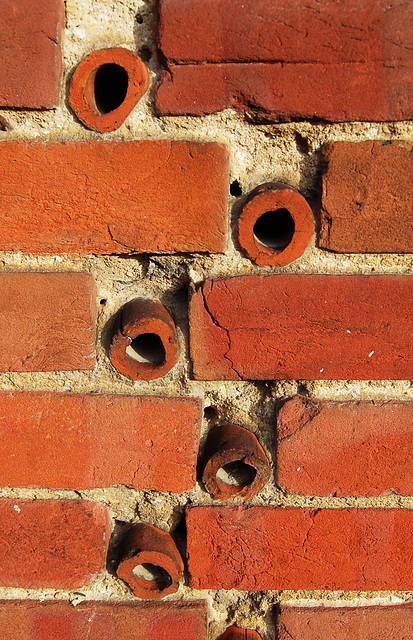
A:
216 460 257 488
253 208 295 251
94 63 129 114
132 563 172 591
126 333 166 365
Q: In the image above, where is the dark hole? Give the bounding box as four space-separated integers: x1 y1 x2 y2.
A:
203 406 217 419
94 63 129 115
100 299 107 306
136 14 143 23
230 180 242 197
126 333 166 365
132 563 172 591
216 460 257 488
139 46 152 62
253 208 295 251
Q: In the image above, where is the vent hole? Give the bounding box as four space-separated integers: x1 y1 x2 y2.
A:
139 46 152 62
253 208 295 251
216 460 257 488
94 63 129 114
126 333 165 365
132 563 172 591
230 180 242 197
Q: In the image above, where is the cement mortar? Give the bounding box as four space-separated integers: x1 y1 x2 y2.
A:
0 0 412 637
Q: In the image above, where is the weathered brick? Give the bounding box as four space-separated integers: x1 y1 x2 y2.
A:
187 506 413 590
277 396 413 497
0 141 228 254
0 0 63 108
277 604 413 640
0 600 208 640
0 391 201 492
319 141 413 253
189 275 413 380
0 272 96 372
156 0 413 121
0 500 110 589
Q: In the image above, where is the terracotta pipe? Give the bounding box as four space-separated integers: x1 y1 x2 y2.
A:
201 424 271 501
116 523 184 599
69 47 149 132
237 182 314 266
110 298 179 381
220 626 263 640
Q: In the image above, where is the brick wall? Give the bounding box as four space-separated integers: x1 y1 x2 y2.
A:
0 1 412 638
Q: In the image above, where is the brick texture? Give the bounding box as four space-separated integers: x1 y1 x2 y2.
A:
156 0 413 120
0 600 208 640
0 141 228 254
189 275 413 380
277 396 413 497
319 141 413 253
0 392 201 492
186 506 413 591
0 272 96 372
277 604 413 640
0 0 63 108
0 500 110 589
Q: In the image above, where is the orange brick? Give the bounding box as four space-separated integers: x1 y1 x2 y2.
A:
189 275 413 380
0 141 228 254
0 0 63 108
0 600 208 640
187 506 413 591
0 392 201 492
0 500 110 589
0 272 96 372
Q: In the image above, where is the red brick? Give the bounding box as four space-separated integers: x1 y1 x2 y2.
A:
0 391 201 492
189 275 413 380
0 141 228 254
0 600 208 640
277 604 413 640
277 396 413 497
0 272 96 372
0 500 110 589
156 0 413 120
186 506 413 591
0 0 63 108
319 141 413 253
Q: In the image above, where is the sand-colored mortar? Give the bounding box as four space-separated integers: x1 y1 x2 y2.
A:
0 1 412 638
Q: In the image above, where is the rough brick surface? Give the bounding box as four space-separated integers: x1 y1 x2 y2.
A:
0 500 110 589
186 506 413 591
0 141 228 254
277 396 413 497
0 392 201 492
157 0 413 120
0 0 63 108
0 272 96 372
189 275 413 380
277 604 413 640
319 141 413 253
0 600 208 640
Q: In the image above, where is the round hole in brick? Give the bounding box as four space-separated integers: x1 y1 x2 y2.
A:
94 63 129 115
126 333 166 365
132 563 172 591
216 460 257 488
253 208 295 251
